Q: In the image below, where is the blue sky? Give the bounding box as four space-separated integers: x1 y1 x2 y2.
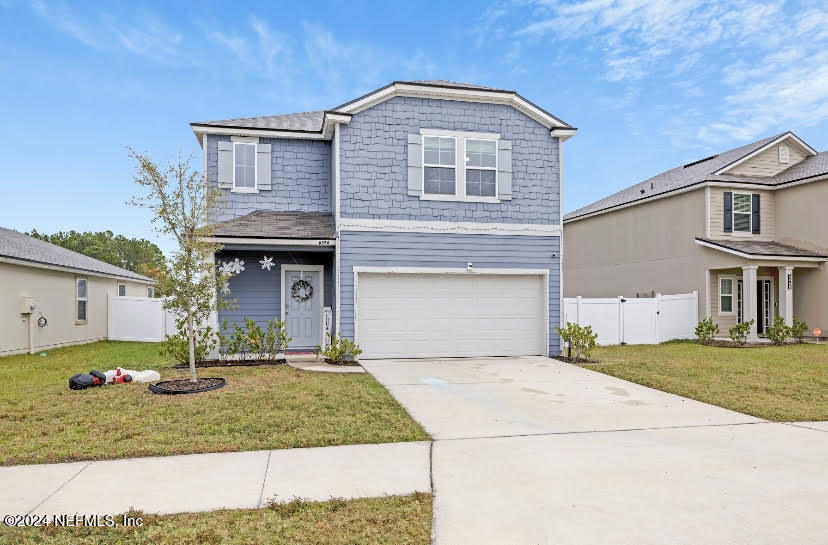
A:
2 0 827 254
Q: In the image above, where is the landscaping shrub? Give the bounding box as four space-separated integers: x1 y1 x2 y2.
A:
315 334 363 364
161 318 218 363
728 319 754 345
221 317 290 362
556 322 598 361
765 316 791 345
791 317 809 343
694 317 719 345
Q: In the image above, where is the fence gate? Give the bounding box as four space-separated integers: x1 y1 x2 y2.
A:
108 295 175 342
562 291 698 346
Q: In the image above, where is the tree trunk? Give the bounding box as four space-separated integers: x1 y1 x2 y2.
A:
187 312 197 383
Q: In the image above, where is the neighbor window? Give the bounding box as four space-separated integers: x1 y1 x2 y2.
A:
118 283 126 297
465 139 497 197
423 136 456 195
76 278 88 323
233 142 256 190
732 193 752 233
719 277 734 314
147 286 154 298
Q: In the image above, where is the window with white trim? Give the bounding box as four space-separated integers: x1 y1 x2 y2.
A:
147 286 154 298
76 278 88 323
719 277 734 314
118 283 126 297
423 136 456 195
233 142 256 190
465 139 497 197
732 193 751 233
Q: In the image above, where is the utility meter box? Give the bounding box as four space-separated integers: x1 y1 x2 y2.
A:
20 296 35 314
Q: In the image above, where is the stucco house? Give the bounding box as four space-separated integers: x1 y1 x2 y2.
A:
0 227 154 356
564 131 828 340
191 80 575 358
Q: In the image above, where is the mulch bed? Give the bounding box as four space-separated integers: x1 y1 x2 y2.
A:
323 359 361 367
149 377 226 395
554 356 599 364
706 340 774 348
172 359 286 369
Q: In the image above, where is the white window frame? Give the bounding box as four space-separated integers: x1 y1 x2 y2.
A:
718 275 736 316
76 277 88 324
232 141 257 193
420 129 500 203
118 283 126 297
731 191 752 235
147 286 155 298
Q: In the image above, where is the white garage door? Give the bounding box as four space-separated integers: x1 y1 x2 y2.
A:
356 272 546 359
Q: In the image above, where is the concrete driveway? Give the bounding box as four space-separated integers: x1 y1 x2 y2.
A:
361 356 828 545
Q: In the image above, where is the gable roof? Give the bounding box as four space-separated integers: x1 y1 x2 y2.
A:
695 238 826 260
191 80 575 142
0 227 154 283
564 132 826 222
212 211 335 240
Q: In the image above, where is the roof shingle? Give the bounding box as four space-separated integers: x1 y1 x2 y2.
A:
212 211 335 239
696 238 826 259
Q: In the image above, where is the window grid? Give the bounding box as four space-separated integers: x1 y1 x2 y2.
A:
732 193 752 233
76 278 88 322
719 277 734 314
465 138 497 197
423 136 457 196
233 142 256 189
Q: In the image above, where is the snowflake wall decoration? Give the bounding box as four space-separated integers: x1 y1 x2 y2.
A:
218 260 235 275
260 255 274 271
231 258 245 273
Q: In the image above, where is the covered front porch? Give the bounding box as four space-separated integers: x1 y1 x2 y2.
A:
698 238 826 340
209 211 336 351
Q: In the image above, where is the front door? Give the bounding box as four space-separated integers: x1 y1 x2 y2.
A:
283 268 321 349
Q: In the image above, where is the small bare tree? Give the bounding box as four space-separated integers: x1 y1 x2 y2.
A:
128 149 228 382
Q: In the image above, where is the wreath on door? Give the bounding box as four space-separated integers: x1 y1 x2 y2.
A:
290 279 314 302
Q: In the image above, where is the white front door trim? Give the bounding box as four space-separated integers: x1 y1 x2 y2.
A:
281 264 325 347
352 266 550 357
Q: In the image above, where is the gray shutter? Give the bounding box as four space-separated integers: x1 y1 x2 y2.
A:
723 192 732 232
497 140 513 200
256 143 272 191
752 193 760 234
217 141 233 189
407 134 422 197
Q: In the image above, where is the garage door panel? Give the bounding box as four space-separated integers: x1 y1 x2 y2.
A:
357 272 546 359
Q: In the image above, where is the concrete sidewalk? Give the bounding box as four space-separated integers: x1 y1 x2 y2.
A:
0 441 431 516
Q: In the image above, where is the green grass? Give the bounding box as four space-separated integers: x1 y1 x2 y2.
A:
0 494 432 545
585 342 828 421
0 341 429 466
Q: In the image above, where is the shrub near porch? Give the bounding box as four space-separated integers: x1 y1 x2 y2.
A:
586 342 828 421
0 341 429 466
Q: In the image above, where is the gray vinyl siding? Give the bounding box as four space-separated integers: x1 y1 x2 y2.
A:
339 96 560 225
339 231 561 355
207 134 332 223
216 250 334 336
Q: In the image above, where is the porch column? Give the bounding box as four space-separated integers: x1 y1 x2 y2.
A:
778 266 794 326
742 265 758 340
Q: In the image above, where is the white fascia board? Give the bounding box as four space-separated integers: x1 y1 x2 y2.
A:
714 132 818 175
339 217 561 237
0 257 155 284
334 83 572 130
694 239 826 262
191 125 330 141
204 237 336 247
551 128 577 142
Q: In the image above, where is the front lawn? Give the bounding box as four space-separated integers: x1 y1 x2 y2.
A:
585 342 828 421
0 341 428 466
0 493 432 545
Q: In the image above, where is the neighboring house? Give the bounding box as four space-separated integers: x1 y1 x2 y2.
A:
0 227 155 356
192 80 576 358
564 132 828 340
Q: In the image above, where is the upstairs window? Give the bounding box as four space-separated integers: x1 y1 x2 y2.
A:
732 193 752 233
118 283 126 297
76 278 88 323
423 136 456 195
233 142 256 190
147 286 155 298
465 139 497 197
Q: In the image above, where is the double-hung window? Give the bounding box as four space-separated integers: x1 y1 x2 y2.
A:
465 139 497 197
719 277 734 314
233 142 256 190
118 283 126 297
423 136 456 195
76 278 88 323
732 193 752 233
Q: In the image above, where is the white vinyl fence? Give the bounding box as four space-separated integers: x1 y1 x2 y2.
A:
108 295 177 342
563 291 698 345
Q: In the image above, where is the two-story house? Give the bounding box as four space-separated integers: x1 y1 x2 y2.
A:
564 131 828 340
191 81 576 358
